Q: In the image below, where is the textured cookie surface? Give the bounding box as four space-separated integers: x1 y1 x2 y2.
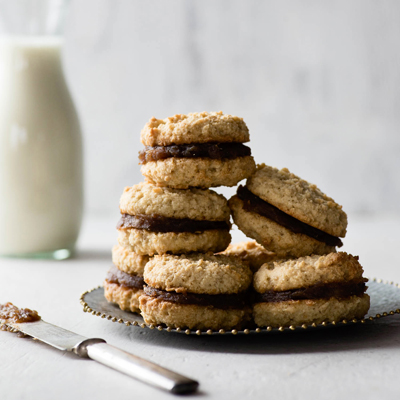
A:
112 245 149 275
219 241 278 272
104 281 143 313
140 295 251 330
253 294 370 328
229 195 334 258
247 165 347 237
144 253 252 295
141 111 249 146
118 229 231 256
254 252 365 293
120 182 229 221
141 156 256 189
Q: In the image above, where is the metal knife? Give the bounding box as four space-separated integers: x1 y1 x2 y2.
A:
3 319 199 394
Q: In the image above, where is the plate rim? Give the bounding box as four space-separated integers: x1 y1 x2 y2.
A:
80 278 400 335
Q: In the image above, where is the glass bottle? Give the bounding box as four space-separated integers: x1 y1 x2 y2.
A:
0 0 83 260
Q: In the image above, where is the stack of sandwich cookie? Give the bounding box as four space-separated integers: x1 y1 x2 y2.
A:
117 183 231 255
252 252 370 327
139 111 256 188
140 253 253 330
229 164 347 258
104 245 149 313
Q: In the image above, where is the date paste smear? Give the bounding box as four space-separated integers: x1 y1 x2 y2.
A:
0 302 41 330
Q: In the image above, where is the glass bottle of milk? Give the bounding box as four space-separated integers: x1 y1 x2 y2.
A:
0 1 83 259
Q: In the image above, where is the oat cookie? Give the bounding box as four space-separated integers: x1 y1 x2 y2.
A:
141 111 249 146
252 252 370 328
247 164 347 237
140 296 251 330
254 252 364 293
141 156 256 189
118 228 231 256
104 281 143 314
229 165 347 258
104 265 145 313
120 182 229 221
139 112 256 188
253 295 370 328
112 245 149 275
118 183 231 255
229 195 335 258
140 253 252 330
144 253 252 295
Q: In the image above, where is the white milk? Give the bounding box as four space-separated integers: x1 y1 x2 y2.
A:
0 36 83 257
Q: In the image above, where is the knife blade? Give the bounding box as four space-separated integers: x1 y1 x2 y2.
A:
4 319 199 394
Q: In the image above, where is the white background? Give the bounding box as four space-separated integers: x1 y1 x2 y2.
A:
62 0 400 220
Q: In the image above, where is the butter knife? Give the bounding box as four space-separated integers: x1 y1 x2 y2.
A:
3 319 199 394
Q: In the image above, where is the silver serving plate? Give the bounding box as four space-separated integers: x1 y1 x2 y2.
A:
80 279 400 335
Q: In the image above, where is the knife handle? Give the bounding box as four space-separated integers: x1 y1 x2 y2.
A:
85 342 199 394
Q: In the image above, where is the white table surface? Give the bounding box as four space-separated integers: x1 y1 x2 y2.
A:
1 214 400 400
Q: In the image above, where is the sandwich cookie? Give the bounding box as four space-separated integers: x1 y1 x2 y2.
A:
219 241 278 272
117 183 231 255
139 111 256 188
104 245 150 313
252 252 370 327
229 165 347 258
140 253 253 330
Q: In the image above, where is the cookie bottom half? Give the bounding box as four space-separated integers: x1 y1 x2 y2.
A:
139 295 252 330
253 294 370 328
141 156 256 189
118 228 231 255
229 195 335 258
104 281 143 313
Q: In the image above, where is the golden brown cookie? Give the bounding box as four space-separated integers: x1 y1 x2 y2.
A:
117 183 231 255
140 253 253 330
253 295 370 328
141 111 250 146
229 164 347 258
219 241 279 272
139 112 256 188
104 265 145 313
252 252 370 328
112 245 149 275
229 196 335 258
104 281 143 314
141 157 256 189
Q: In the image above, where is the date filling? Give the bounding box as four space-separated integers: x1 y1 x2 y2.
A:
237 185 343 247
0 302 41 324
144 286 250 310
139 142 251 164
255 280 367 303
117 213 230 233
105 265 145 290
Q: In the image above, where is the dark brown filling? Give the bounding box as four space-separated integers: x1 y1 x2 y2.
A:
144 286 250 310
255 280 367 303
117 213 230 233
237 185 343 247
105 265 145 290
139 142 251 164
0 302 41 324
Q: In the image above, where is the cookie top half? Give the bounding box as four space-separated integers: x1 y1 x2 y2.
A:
119 182 230 221
253 252 365 293
144 253 253 295
140 111 249 146
247 165 347 237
